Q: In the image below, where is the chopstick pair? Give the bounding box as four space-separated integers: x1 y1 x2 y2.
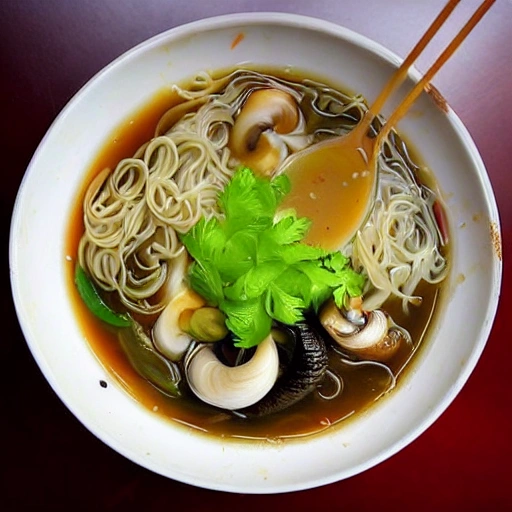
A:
367 0 495 144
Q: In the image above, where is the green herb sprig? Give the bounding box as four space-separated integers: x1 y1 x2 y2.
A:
180 167 365 348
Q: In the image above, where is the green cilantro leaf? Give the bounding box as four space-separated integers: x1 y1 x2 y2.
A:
180 217 225 263
224 260 287 301
265 283 306 325
332 268 366 308
270 173 291 202
221 297 272 348
215 230 258 282
180 167 365 348
188 260 224 306
280 243 328 265
269 211 312 245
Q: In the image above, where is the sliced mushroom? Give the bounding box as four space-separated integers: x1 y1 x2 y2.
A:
153 287 205 361
320 299 403 362
230 88 301 176
185 334 279 410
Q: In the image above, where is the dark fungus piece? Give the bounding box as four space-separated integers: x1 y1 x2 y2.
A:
239 322 328 417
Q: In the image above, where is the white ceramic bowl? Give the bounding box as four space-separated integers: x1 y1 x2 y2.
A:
10 13 501 493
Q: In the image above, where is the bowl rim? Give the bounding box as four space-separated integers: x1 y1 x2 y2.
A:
9 11 502 493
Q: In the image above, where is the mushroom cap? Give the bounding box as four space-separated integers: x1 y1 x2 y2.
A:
230 88 300 176
320 299 403 362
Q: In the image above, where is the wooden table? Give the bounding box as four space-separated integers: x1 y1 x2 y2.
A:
3 0 510 509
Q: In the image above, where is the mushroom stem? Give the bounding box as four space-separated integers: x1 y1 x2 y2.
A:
336 310 389 350
320 299 359 336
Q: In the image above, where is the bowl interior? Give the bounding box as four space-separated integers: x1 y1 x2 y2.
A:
10 13 501 493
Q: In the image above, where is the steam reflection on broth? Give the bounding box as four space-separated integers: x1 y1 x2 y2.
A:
67 67 448 439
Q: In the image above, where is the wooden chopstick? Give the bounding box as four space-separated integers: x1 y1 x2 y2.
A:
376 0 495 145
368 0 462 118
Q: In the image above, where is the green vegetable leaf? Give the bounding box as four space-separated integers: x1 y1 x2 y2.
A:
279 243 328 265
222 297 272 349
295 260 342 288
270 173 291 202
274 267 314 306
180 167 365 348
188 261 224 306
224 260 286 301
323 251 350 272
75 265 131 327
265 282 305 325
310 283 335 312
268 211 312 245
219 167 274 236
180 217 225 264
118 322 181 396
333 269 366 308
215 230 258 282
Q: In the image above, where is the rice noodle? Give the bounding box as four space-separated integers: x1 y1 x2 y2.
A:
352 131 448 312
78 68 446 316
79 121 234 313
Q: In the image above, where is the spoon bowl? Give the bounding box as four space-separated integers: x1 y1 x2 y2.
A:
279 119 377 250
279 0 494 250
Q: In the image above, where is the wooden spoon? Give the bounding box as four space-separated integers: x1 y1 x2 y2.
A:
279 0 495 251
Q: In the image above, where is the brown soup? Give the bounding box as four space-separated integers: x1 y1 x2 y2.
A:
66 68 448 440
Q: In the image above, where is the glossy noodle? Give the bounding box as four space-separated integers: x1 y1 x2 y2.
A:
72 68 449 439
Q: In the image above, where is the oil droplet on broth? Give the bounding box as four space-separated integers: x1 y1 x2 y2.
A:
280 142 376 250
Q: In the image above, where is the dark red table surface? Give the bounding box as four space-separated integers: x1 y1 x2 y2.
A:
2 0 511 509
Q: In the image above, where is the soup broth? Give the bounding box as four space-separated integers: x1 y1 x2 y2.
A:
67 67 448 440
